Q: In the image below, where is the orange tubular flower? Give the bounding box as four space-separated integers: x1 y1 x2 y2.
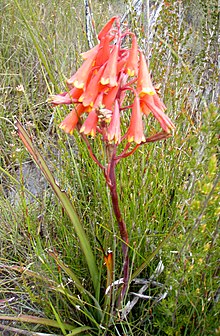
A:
59 104 85 135
141 93 175 133
107 99 121 144
101 43 119 87
80 109 98 137
49 87 83 106
52 16 174 144
125 35 138 76
126 96 146 144
102 85 119 110
49 93 73 106
95 35 112 67
140 100 151 116
66 50 97 88
137 52 156 97
152 92 167 111
117 51 129 74
98 16 117 40
79 65 105 107
81 45 99 60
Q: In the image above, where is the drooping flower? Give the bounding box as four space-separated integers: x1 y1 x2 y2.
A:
107 99 121 144
66 50 97 88
81 45 99 60
98 16 117 40
78 65 105 107
102 85 119 110
117 51 129 73
48 87 83 106
151 91 167 111
80 109 98 137
126 96 146 144
51 16 174 145
140 100 151 116
137 52 155 96
59 104 85 135
141 93 175 133
49 93 73 106
101 43 119 87
95 35 112 67
125 35 138 76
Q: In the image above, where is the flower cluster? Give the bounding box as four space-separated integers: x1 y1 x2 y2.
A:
50 16 174 144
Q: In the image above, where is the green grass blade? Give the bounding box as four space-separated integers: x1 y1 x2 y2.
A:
49 302 67 335
48 250 103 321
15 119 99 299
131 222 179 280
0 315 74 331
13 0 57 90
67 326 93 335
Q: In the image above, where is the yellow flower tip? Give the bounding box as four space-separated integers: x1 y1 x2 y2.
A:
100 77 110 85
59 124 65 130
78 95 84 102
127 135 146 144
59 124 70 134
73 80 84 89
69 130 74 135
90 129 96 137
135 136 145 144
79 126 85 133
82 100 94 107
47 95 55 103
127 68 135 77
128 136 134 143
140 88 156 96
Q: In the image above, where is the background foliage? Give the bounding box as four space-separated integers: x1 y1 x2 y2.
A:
0 0 219 335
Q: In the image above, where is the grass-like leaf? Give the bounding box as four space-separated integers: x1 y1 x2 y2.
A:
67 326 93 335
0 315 74 331
15 119 100 299
0 323 61 336
132 222 179 280
13 0 57 91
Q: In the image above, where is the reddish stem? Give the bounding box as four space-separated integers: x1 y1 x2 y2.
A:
79 131 105 171
116 143 140 160
107 146 129 303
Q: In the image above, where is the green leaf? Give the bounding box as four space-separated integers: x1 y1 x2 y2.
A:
132 222 179 280
13 0 57 91
15 119 99 299
67 326 93 335
0 315 74 331
49 302 67 335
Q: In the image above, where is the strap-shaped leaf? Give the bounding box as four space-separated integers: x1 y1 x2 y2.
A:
15 119 99 299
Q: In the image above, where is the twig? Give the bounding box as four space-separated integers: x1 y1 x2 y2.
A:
121 260 168 319
84 0 96 48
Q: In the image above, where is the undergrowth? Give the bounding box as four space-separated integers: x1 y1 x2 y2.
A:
0 0 219 335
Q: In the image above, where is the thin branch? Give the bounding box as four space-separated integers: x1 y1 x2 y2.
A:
79 131 105 171
84 0 96 48
115 144 140 160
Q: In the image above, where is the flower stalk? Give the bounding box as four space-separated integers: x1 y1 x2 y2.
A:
107 150 129 302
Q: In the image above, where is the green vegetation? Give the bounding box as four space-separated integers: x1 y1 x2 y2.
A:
0 0 219 335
